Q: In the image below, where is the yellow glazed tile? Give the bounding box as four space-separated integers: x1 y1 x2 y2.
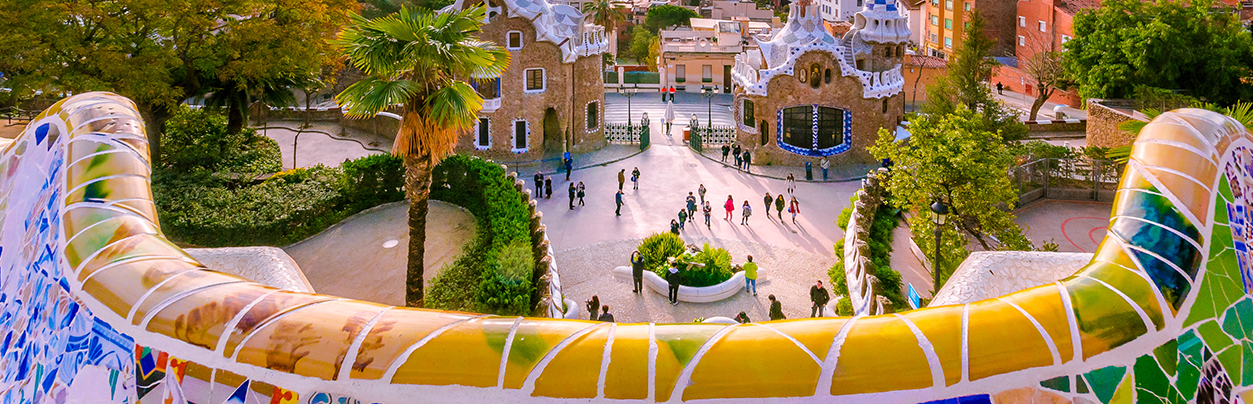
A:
67 148 150 186
80 257 203 318
1139 165 1211 225
64 175 153 206
603 324 652 400
531 323 611 399
682 324 822 400
652 324 723 401
1132 142 1216 187
1063 276 1149 360
77 235 188 281
967 298 1055 381
64 215 159 270
235 300 388 380
999 284 1075 364
502 320 599 389
348 308 478 380
391 317 516 387
129 271 246 325
831 315 932 395
757 318 846 361
1076 260 1166 328
903 304 965 386
145 282 277 350
222 292 339 357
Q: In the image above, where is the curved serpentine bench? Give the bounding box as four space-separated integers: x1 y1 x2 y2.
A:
2 92 1251 403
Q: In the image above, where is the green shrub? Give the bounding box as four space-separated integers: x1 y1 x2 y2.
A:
426 243 488 312
162 106 281 174
675 244 733 287
494 240 534 282
826 195 908 313
836 296 853 316
341 154 404 211
836 195 857 229
638 232 686 273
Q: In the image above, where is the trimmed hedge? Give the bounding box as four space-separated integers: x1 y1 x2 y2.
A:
638 233 734 287
426 155 539 316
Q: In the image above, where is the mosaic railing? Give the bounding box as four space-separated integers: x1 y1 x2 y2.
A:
842 169 888 316
3 92 1253 403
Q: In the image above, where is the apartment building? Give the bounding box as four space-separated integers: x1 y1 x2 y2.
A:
919 0 1014 59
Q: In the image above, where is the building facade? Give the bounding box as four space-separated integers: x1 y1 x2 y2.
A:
919 0 1014 59
658 18 772 93
448 0 611 159
988 0 1092 108
819 0 866 23
730 0 909 165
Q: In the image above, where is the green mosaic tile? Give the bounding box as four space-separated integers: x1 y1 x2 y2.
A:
1110 369 1134 404
1222 298 1253 340
1076 374 1090 394
1040 375 1070 392
1153 339 1178 376
1219 175 1234 207
1200 320 1236 353
1133 388 1166 404
1242 340 1253 387
1185 211 1242 327
1085 365 1128 403
1134 355 1174 401
1218 344 1243 386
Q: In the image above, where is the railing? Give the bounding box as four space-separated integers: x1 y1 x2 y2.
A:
693 124 736 146
605 122 649 144
1014 158 1124 205
481 98 502 113
0 106 36 125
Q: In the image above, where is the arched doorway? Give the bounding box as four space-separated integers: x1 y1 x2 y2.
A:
543 108 563 155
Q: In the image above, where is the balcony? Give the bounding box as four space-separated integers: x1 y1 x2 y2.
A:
482 97 502 113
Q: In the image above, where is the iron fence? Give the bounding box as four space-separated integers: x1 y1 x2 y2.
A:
1014 158 1124 205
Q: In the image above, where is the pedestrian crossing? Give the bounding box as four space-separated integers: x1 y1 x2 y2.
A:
604 93 737 128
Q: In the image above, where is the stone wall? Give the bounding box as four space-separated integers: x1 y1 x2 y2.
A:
1086 98 1145 148
733 50 904 166
842 168 891 316
454 12 606 161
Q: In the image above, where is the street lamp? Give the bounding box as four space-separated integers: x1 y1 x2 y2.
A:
930 201 949 294
701 86 719 129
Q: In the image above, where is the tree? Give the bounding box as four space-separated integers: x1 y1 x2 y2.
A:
870 107 1033 288
643 5 698 33
1063 0 1253 106
334 5 510 307
582 0 626 72
921 12 1026 141
1019 27 1073 120
0 0 354 163
625 26 658 67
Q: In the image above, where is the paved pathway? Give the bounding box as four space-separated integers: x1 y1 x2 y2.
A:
1015 200 1112 253
256 121 388 169
993 89 1088 121
284 201 476 306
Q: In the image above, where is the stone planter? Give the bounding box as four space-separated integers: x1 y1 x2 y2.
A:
612 266 763 303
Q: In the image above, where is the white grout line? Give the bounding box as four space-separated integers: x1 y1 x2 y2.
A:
894 314 944 389
520 322 602 395
960 304 970 383
753 323 822 365
815 315 862 397
380 315 489 381
1056 282 1083 363
596 323 616 399
215 290 282 356
230 299 344 361
997 297 1062 366
647 323 657 402
139 281 245 328
497 317 524 388
337 307 392 381
668 324 736 402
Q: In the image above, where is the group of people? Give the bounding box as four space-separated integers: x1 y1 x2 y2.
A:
584 295 615 322
530 152 580 208
720 143 753 172
669 184 713 233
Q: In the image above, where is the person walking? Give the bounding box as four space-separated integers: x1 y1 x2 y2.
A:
544 176 553 199
734 311 751 324
820 157 830 181
564 156 573 181
742 150 752 172
740 200 752 225
743 255 758 296
698 184 707 204
664 100 676 136
763 192 773 220
769 295 785 320
615 190 624 216
586 295 601 320
775 194 785 221
631 167 640 190
577 182 586 206
724 196 735 220
617 169 626 191
668 86 676 102
721 143 731 162
677 209 688 230
661 86 667 102
533 172 543 196
666 259 682 305
996 82 1004 95
789 197 800 224
810 281 830 317
670 219 680 235
786 173 796 197
685 192 697 221
568 182 577 209
702 201 712 227
733 143 743 168
630 250 645 293
598 305 615 322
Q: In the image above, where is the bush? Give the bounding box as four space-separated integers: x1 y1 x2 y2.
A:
162 106 281 174
341 153 404 212
676 244 733 287
836 297 853 316
638 232 686 273
827 196 907 313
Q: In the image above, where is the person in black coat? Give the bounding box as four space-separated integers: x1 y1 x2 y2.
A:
810 281 830 317
544 176 553 199
734 311 750 324
665 258 681 305
533 173 543 196
568 183 577 210
598 305 615 322
630 251 645 293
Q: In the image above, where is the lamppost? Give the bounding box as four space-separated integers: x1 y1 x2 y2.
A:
701 85 719 129
930 201 949 294
621 84 637 135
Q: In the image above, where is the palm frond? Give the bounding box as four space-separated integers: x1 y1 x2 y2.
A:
336 77 420 118
424 81 483 131
393 110 462 163
1225 101 1253 128
1106 144 1131 164
457 39 512 79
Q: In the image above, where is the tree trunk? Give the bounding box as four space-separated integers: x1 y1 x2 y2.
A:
1028 86 1055 121
226 102 245 136
137 102 171 166
404 153 434 307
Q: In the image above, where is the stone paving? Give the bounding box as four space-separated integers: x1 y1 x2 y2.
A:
1014 199 1113 253
257 121 389 169
556 237 838 323
284 201 476 306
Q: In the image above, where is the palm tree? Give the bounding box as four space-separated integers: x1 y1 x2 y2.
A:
582 0 625 71
334 5 511 307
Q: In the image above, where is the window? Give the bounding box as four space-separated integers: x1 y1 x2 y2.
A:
944 18 952 29
809 63 821 89
743 100 755 127
507 31 523 50
945 0 952 9
1018 35 1025 46
779 105 847 155
824 68 831 83
475 78 501 99
525 68 545 92
1018 16 1026 27
702 65 712 82
930 0 937 6
963 1 971 10
1038 20 1046 32
857 0 862 7
676 65 686 83
475 118 491 149
930 32 938 43
512 120 528 152
760 121 769 146
586 102 598 129
930 14 938 25
944 36 952 48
